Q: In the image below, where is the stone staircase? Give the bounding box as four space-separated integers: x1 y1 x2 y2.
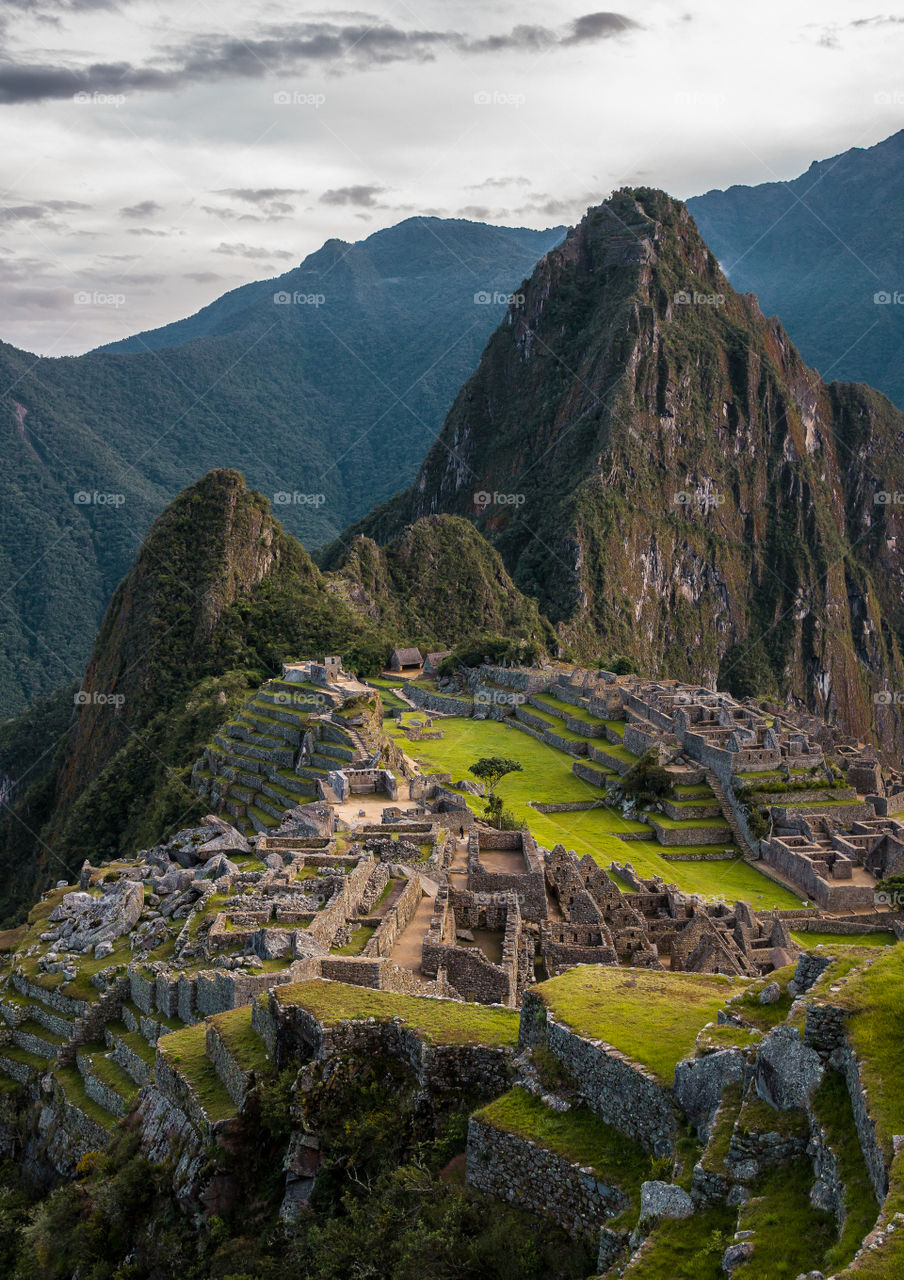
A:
706 770 761 860
193 676 366 835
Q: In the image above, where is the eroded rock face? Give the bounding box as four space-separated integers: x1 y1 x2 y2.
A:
673 1049 747 1138
640 1180 694 1220
755 1026 823 1110
47 880 143 952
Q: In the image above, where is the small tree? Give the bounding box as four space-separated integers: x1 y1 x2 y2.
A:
469 756 523 825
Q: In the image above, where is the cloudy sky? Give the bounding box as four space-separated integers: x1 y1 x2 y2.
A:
1 0 902 354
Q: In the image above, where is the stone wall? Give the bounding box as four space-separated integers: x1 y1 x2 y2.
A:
364 874 422 958
467 831 547 922
519 990 676 1155
403 683 474 716
269 994 514 1099
466 1115 629 1237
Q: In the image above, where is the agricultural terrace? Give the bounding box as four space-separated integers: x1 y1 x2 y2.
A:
387 716 801 908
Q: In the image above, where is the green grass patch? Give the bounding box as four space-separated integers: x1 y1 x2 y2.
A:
157 1023 237 1123
830 947 904 1159
700 1082 743 1174
276 980 519 1047
622 1205 736 1278
55 1063 115 1131
476 1087 649 1209
535 967 745 1084
209 1006 273 1075
331 925 377 956
732 1159 836 1279
811 1067 880 1271
790 930 896 949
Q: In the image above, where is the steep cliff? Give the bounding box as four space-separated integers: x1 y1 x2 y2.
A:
332 189 904 751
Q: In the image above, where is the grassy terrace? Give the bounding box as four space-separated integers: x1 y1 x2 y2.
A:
790 930 897 949
475 1087 649 1202
534 967 746 1084
274 980 519 1047
156 1023 238 1123
389 716 802 906
208 1006 272 1075
827 946 904 1161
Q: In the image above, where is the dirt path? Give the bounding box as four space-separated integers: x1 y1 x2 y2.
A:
389 888 436 973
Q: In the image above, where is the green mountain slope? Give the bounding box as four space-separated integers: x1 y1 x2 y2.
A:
0 217 563 720
329 188 904 753
688 129 904 409
0 469 551 921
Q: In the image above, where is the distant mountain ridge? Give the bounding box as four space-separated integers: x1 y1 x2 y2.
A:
689 129 904 409
0 216 563 720
329 187 904 754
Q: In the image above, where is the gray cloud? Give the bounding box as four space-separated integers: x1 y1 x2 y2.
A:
119 199 161 218
0 199 89 226
186 271 223 282
215 187 307 203
0 13 641 104
467 176 532 190
320 184 387 207
213 241 294 260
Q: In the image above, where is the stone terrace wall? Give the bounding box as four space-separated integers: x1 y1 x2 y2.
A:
403 683 474 716
466 1115 629 1237
519 990 676 1155
269 995 514 1099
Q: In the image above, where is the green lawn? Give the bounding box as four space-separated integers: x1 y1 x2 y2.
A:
275 980 519 1047
390 717 801 907
476 1087 649 1206
791 930 896 949
534 967 745 1084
